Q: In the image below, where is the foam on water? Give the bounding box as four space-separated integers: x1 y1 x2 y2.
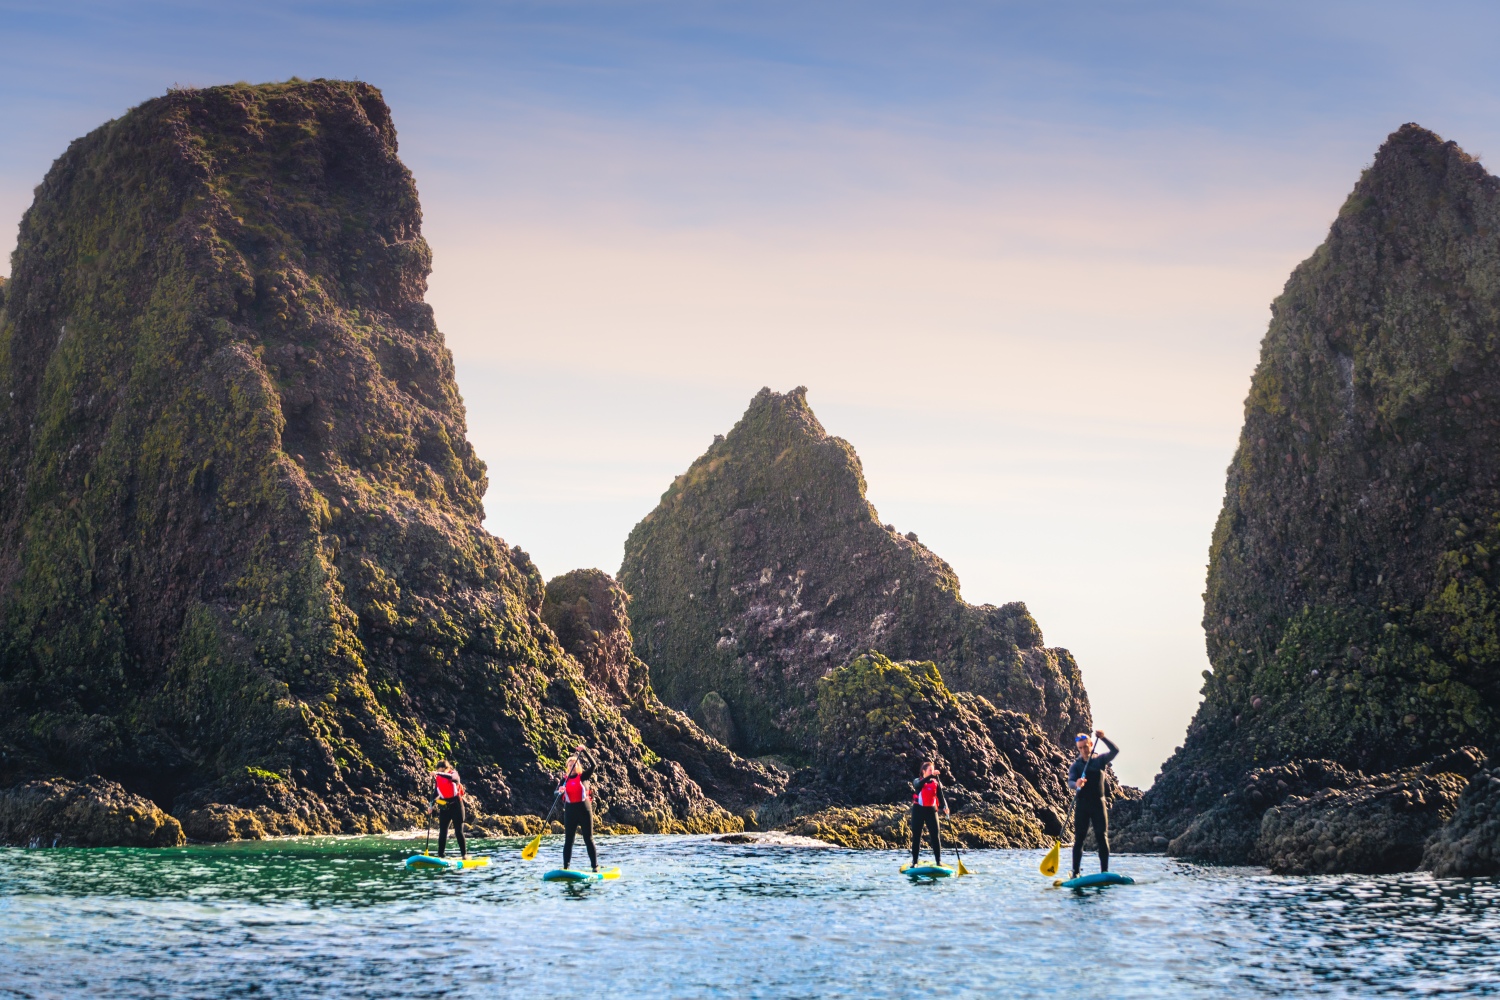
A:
1 834 1497 998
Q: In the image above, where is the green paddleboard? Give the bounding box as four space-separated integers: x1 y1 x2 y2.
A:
901 864 955 879
542 867 620 883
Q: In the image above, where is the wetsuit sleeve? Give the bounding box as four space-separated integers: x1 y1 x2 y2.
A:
1091 736 1119 769
938 784 949 811
578 748 597 780
1068 760 1084 787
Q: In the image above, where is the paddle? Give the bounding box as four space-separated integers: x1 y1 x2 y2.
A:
521 792 562 860
423 803 433 857
946 813 971 876
1040 839 1061 878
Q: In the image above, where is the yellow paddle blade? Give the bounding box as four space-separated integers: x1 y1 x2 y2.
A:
521 834 542 860
1040 840 1060 877
956 857 971 876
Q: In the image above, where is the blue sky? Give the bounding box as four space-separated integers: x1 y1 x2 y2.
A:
5 1 1500 784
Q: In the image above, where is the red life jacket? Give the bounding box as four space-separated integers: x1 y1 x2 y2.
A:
913 778 940 808
563 774 587 803
434 772 461 800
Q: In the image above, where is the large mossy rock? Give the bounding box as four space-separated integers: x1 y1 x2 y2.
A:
620 386 1091 755
809 651 1076 837
1119 124 1500 858
0 80 746 842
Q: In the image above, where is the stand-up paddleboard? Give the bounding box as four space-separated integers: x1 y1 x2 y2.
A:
404 854 490 871
1056 871 1133 888
542 867 620 883
901 864 956 879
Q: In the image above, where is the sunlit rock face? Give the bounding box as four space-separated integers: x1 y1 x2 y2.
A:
620 386 1092 757
1117 124 1500 862
0 80 761 842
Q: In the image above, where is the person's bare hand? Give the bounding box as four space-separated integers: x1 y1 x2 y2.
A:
1095 729 1105 738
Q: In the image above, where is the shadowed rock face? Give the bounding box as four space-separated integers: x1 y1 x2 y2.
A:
0 777 184 848
541 569 786 820
620 387 1091 755
0 80 752 841
1423 763 1500 876
1119 124 1500 863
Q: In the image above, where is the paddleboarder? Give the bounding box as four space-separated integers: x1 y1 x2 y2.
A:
431 761 468 860
1068 730 1118 879
558 745 600 873
909 761 950 869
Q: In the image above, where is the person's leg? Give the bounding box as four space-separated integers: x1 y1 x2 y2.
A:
1094 800 1110 872
454 800 468 858
1071 803 1091 876
928 810 943 867
581 807 598 870
910 807 924 865
563 806 578 870
437 811 450 857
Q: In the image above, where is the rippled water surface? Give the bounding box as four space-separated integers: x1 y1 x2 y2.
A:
2 834 1497 998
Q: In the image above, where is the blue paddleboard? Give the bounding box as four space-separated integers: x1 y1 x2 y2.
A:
1059 871 1133 888
901 864 956 879
404 854 489 871
542 867 620 882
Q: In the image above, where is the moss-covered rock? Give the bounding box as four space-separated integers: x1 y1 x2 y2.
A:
0 80 754 843
620 386 1091 755
1118 124 1500 857
0 776 184 847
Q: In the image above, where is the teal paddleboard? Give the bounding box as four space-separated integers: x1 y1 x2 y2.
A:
404 855 489 871
1058 872 1133 888
542 867 620 883
901 864 955 879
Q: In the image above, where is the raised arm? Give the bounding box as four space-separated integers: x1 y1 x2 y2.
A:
1091 733 1119 767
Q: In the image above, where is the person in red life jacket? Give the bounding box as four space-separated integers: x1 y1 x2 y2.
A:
558 745 599 872
909 761 950 868
431 761 467 860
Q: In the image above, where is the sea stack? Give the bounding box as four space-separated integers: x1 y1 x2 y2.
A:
620 387 1091 756
0 80 762 843
1115 124 1500 871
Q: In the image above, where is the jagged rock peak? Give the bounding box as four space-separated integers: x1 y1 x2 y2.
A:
621 386 1091 756
1114 123 1500 865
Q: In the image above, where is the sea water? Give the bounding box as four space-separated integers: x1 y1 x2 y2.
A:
1 833 1497 998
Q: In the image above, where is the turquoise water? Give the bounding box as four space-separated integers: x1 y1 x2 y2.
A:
1 834 1497 998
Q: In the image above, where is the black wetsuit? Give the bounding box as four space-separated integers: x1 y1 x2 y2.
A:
910 775 949 867
561 757 598 871
434 773 467 858
1068 736 1118 875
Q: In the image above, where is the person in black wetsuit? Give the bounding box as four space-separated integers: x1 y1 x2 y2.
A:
1068 730 1118 878
558 745 599 872
909 761 950 868
431 761 468 859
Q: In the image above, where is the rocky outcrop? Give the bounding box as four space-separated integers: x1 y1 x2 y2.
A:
1116 124 1500 867
620 386 1091 755
746 651 1091 846
541 568 785 824
0 79 760 843
0 776 184 847
1259 767 1470 875
1422 764 1500 876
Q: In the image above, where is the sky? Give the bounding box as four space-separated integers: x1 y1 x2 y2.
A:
5 1 1500 786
